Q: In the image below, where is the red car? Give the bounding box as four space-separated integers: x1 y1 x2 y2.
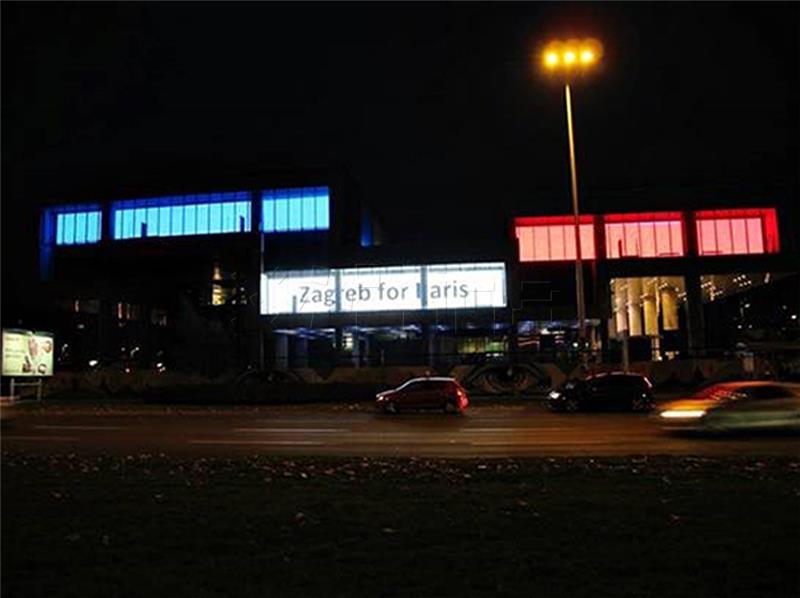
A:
376 377 469 414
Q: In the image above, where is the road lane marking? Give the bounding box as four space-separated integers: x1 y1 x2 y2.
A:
464 427 575 432
471 440 610 446
189 440 325 446
233 428 346 434
34 425 126 431
3 435 78 442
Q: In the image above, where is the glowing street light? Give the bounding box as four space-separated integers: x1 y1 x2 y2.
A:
538 38 603 363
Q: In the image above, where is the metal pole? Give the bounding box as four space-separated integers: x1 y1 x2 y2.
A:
564 83 587 364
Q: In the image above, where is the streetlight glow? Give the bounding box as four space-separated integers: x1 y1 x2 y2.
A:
541 38 603 74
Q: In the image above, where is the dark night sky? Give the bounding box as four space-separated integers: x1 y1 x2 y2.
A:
2 3 798 315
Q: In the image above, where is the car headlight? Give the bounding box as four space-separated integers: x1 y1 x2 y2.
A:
548 390 562 400
660 409 706 419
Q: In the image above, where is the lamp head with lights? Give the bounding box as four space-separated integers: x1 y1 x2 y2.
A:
541 38 603 77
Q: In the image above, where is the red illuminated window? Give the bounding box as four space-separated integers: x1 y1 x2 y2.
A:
515 216 596 262
603 212 685 259
694 208 779 256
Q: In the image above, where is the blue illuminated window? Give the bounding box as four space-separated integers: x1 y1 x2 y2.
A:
110 191 252 240
47 205 103 246
261 186 330 233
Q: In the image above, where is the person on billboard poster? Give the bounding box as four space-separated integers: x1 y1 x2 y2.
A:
21 333 52 375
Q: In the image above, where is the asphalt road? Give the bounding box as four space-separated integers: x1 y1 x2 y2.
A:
3 399 799 458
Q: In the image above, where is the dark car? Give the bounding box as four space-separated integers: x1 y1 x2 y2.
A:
658 381 800 433
376 377 469 414
547 372 654 412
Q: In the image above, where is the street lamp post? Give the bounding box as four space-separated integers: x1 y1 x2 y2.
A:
541 39 602 366
564 82 587 347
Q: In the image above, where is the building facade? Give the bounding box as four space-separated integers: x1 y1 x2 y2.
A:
34 174 799 377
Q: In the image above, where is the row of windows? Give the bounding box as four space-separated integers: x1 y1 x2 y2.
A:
113 200 252 239
696 217 764 256
55 210 103 245
515 209 779 262
48 187 331 245
605 220 684 258
516 223 596 262
262 187 330 233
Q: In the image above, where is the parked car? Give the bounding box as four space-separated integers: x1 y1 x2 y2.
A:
547 372 654 412
376 377 469 414
657 381 800 434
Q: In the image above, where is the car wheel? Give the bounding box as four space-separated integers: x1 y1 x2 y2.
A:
386 402 398 414
631 397 651 412
564 398 580 412
443 401 457 414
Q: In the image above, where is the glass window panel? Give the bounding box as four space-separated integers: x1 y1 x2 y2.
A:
155 207 169 236
209 203 222 233
523 227 536 260
669 222 684 256
235 201 249 232
182 205 195 235
302 195 316 230
640 222 656 257
113 210 122 240
222 202 235 232
563 225 577 260
262 199 275 232
275 199 289 231
168 206 181 236
315 194 329 229
746 218 764 253
698 220 717 255
606 223 624 258
549 225 565 260
87 211 101 242
579 224 595 259
122 210 134 239
624 223 639 257
132 208 144 238
532 228 548 261
74 212 87 244
62 213 76 244
654 222 671 256
196 204 210 235
56 214 65 245
714 219 733 255
288 198 302 230
145 207 159 237
731 219 748 254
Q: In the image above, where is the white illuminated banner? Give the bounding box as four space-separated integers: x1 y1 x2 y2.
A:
261 262 506 315
263 270 338 315
1 329 55 377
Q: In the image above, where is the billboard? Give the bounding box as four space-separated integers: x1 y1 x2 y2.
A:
1 329 55 377
261 262 507 315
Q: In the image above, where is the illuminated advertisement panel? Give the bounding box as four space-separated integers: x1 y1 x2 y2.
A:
261 262 506 315
1 329 55 377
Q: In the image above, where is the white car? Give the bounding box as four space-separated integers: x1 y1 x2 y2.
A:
658 381 800 434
